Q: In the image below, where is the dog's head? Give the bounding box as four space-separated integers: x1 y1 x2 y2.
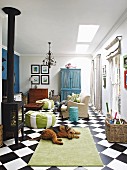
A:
59 125 76 134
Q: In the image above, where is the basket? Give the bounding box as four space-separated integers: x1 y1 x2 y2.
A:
105 119 127 143
0 125 3 147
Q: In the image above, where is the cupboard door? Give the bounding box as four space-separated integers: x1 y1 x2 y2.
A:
71 69 81 89
61 69 71 89
61 90 72 101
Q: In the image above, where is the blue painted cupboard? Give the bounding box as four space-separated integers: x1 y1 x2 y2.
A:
60 68 81 101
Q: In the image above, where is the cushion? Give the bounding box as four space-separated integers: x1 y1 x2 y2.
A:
36 99 54 110
67 93 81 103
61 104 67 112
25 111 56 129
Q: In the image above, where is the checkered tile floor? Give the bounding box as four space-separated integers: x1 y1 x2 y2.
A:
0 106 127 170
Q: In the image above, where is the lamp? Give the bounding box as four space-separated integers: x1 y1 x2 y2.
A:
29 76 35 88
43 42 56 68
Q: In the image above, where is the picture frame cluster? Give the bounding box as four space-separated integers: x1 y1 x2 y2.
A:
31 65 49 85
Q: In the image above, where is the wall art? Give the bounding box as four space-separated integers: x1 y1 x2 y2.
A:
41 75 49 85
41 65 49 74
31 65 40 74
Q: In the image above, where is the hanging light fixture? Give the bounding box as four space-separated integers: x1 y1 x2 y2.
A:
43 42 56 68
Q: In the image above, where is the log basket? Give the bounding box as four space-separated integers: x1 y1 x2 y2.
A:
105 119 127 143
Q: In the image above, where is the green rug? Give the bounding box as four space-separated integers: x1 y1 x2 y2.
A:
28 128 103 167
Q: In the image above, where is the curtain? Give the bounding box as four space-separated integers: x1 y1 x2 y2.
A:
95 54 102 110
90 60 94 105
106 36 121 115
90 54 102 111
108 55 121 114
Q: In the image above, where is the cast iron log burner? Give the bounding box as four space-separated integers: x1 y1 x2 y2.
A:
1 7 24 144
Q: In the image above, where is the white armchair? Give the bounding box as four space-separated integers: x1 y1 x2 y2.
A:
61 95 90 119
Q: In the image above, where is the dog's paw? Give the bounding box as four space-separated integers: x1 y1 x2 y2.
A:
75 131 80 134
75 136 80 138
68 138 73 140
60 142 63 145
58 138 62 141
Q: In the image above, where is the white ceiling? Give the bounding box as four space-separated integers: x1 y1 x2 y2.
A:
1 0 127 56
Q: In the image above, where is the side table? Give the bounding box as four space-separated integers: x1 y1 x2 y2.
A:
69 106 78 122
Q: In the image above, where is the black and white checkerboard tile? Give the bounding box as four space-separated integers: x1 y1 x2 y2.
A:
0 106 127 170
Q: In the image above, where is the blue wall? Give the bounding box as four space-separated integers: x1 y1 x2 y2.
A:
2 48 7 79
2 48 20 93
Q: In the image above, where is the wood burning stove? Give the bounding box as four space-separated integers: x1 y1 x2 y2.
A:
2 102 24 143
2 7 24 144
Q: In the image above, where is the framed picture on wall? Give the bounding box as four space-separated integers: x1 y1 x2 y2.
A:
31 75 40 84
123 55 127 68
124 70 127 88
41 65 49 74
103 77 106 88
31 65 40 74
102 65 106 76
41 75 49 85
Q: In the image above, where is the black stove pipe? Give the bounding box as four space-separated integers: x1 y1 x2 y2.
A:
2 7 21 103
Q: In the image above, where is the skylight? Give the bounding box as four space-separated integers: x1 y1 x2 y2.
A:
76 44 89 54
77 25 100 42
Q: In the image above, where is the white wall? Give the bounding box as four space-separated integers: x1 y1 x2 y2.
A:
118 19 127 121
20 54 92 97
94 18 127 120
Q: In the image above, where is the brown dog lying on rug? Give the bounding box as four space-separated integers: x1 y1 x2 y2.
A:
40 125 80 145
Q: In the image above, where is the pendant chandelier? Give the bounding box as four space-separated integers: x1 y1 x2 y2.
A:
43 42 56 68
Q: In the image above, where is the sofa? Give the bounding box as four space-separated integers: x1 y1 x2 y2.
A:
61 94 90 119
